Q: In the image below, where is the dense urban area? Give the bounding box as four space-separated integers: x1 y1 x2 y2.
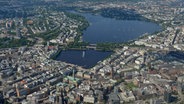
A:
0 0 184 104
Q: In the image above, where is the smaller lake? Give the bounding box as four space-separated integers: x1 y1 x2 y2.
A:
55 50 112 69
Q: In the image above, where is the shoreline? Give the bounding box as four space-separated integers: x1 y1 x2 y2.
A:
52 8 164 60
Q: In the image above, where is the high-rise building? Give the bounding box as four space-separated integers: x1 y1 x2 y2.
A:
164 91 172 103
0 91 4 104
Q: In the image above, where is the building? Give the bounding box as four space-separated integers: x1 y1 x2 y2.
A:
108 93 120 104
83 72 93 79
76 71 84 78
83 95 95 104
118 91 136 103
65 76 81 86
0 91 4 104
164 91 172 103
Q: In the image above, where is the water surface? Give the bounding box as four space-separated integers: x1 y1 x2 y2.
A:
78 12 161 43
56 50 112 68
56 11 161 68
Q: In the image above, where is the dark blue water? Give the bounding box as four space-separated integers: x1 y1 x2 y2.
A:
168 51 184 60
56 50 112 68
79 12 161 43
56 11 161 68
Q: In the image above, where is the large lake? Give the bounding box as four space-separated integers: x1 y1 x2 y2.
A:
56 11 161 68
80 12 161 43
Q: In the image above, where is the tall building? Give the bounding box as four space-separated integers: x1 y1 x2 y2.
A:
16 27 22 38
164 91 172 103
0 91 4 104
6 21 13 29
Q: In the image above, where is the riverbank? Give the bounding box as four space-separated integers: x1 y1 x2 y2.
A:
50 48 62 59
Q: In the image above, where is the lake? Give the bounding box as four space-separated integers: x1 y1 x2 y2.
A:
56 11 161 68
55 50 112 69
80 12 161 43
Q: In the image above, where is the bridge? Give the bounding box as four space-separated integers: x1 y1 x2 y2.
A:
86 44 97 50
67 44 97 50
